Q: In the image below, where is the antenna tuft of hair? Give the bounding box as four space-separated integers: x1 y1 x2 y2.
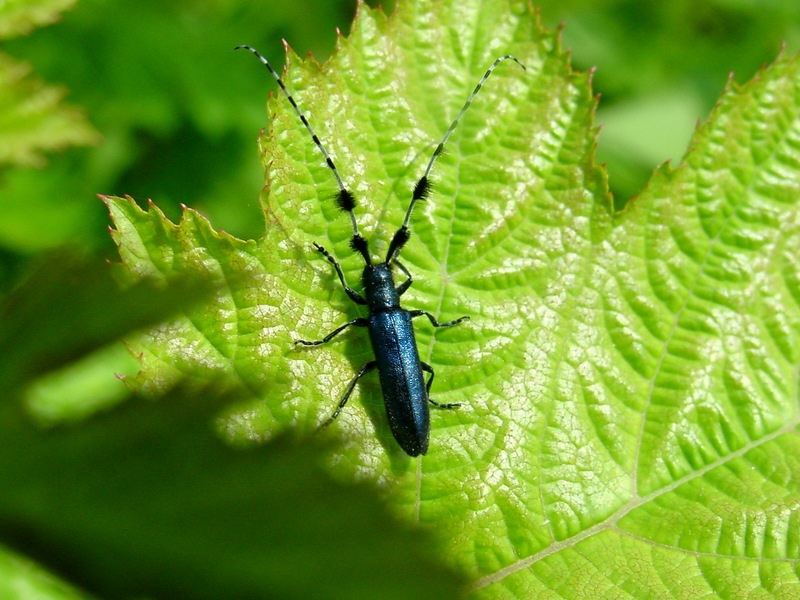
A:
336 189 356 212
412 176 432 203
350 234 371 264
386 226 411 262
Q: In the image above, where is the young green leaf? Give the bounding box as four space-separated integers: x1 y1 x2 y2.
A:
0 0 99 170
0 0 76 39
0 546 89 600
0 52 99 168
106 0 800 598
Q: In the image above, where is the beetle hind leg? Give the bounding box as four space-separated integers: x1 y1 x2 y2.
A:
420 362 460 409
320 361 377 428
410 310 469 328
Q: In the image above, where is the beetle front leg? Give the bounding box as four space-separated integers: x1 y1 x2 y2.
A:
313 242 366 305
394 259 413 296
295 317 368 346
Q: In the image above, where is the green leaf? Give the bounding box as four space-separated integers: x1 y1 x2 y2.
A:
0 0 76 39
0 0 98 169
0 251 216 394
106 0 800 597
0 545 89 600
0 392 465 600
0 52 99 168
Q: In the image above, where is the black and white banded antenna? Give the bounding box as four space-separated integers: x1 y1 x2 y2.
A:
235 44 368 259
386 54 526 262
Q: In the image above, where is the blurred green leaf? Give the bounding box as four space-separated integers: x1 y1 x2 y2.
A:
0 0 99 270
0 250 216 393
0 545 90 600
0 0 99 171
24 343 138 425
0 52 98 169
0 389 465 600
0 0 76 39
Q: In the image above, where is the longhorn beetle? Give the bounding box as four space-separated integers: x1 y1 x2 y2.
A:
237 45 525 456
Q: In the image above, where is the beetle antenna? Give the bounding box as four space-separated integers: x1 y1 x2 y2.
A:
385 55 526 262
236 45 368 258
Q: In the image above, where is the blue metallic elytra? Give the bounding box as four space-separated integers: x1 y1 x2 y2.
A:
370 309 429 455
237 44 526 455
365 265 433 456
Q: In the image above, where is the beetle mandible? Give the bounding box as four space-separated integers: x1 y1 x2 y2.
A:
238 45 525 455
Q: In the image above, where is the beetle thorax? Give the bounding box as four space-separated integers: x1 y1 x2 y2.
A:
362 263 399 311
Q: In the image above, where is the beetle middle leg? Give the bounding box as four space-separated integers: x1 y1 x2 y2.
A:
421 362 460 409
295 318 369 346
320 361 377 427
410 310 469 328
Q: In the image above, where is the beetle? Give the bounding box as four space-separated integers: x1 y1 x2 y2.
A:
238 45 525 455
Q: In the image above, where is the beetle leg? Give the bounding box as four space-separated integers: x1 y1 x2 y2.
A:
394 259 413 296
420 362 460 409
295 318 368 346
313 242 367 305
320 361 377 427
410 310 469 328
